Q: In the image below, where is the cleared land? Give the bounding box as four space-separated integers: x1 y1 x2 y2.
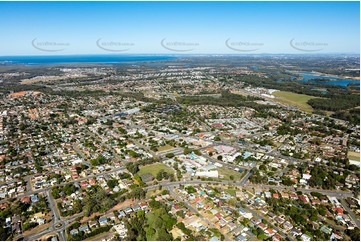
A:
348 151 360 161
8 91 41 98
22 222 51 237
273 91 316 113
217 167 245 181
231 90 253 97
138 163 174 177
85 232 112 241
157 144 174 152
146 189 163 198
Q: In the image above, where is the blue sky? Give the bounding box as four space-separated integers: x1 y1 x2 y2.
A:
0 1 359 55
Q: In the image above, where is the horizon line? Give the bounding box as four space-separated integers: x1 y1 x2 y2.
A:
1 53 360 58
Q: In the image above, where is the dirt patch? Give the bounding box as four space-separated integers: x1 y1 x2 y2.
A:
22 222 51 237
79 199 138 224
8 91 28 97
8 91 41 98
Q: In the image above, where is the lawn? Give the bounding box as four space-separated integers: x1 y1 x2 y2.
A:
348 151 360 161
217 167 245 181
157 144 174 152
273 91 317 113
138 163 174 177
225 189 236 196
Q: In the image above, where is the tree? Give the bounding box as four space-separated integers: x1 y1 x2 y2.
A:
184 147 192 155
156 170 165 181
128 150 140 158
73 199 83 214
165 153 174 158
90 155 108 166
22 222 38 231
185 186 196 194
128 187 146 200
156 170 170 181
176 210 185 218
346 228 360 241
119 172 131 180
126 163 139 175
193 150 201 156
83 188 115 216
52 188 60 199
310 214 318 221
107 179 118 189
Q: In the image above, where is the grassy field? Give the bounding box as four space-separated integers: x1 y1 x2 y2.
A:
138 163 174 177
232 90 252 97
348 151 360 161
146 189 163 198
273 91 316 113
217 167 245 181
157 144 174 152
225 189 236 196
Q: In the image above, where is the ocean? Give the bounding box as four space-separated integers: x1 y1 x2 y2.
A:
0 55 176 65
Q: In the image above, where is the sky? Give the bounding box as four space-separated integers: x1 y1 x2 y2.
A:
0 1 359 55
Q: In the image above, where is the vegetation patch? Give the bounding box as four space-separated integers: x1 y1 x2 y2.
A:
217 167 245 181
273 91 316 113
156 144 174 152
125 200 176 240
138 163 174 177
225 189 236 196
348 151 360 161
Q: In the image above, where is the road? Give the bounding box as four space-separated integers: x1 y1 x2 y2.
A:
242 205 295 240
24 190 81 241
15 174 354 240
72 143 87 161
115 96 356 201
2 136 356 241
197 118 352 176
129 136 160 159
201 151 251 171
3 80 358 241
47 190 66 241
25 213 83 241
317 215 345 232
119 107 355 198
340 199 360 228
168 188 232 241
239 170 253 186
145 180 354 198
84 128 128 164
0 167 126 204
244 184 354 198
